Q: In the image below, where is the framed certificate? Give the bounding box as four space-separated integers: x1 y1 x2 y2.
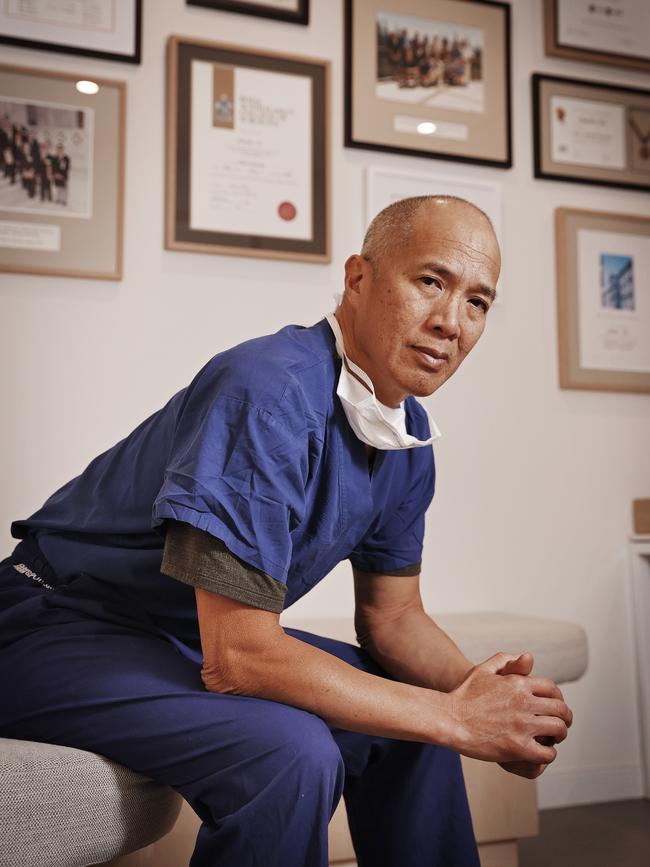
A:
166 37 329 262
556 208 650 394
533 74 650 193
0 64 125 280
544 0 650 73
0 0 142 65
187 0 309 25
345 0 512 168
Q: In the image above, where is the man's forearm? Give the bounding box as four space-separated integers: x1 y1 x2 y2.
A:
202 628 456 747
355 608 473 693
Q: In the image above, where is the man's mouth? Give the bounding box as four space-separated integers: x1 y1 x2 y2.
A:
412 346 449 372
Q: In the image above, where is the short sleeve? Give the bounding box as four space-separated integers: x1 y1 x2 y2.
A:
152 392 307 585
349 448 435 576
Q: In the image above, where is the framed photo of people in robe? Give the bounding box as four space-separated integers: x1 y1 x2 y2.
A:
186 0 309 25
0 64 125 280
533 74 650 193
345 0 512 168
555 208 650 394
166 36 329 262
543 0 650 73
0 0 142 65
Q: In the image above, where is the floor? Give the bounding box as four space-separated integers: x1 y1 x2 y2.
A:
519 800 650 867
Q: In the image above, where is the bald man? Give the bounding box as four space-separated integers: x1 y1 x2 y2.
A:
0 196 572 867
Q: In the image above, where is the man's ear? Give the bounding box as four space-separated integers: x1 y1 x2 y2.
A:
343 254 370 304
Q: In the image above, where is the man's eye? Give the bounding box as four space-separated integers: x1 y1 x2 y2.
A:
419 276 441 288
469 297 489 311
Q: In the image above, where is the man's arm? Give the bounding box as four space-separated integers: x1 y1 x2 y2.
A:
195 587 571 775
353 568 473 693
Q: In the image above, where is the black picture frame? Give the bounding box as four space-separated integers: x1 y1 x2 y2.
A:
0 1 142 65
187 0 309 25
165 36 329 262
344 0 512 169
532 73 650 194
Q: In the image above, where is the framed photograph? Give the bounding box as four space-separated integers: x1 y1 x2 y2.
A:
0 0 142 65
543 0 650 73
555 208 650 394
0 64 125 280
187 0 309 25
166 36 329 263
345 0 511 168
533 74 650 193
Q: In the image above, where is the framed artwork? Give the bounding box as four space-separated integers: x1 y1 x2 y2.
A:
0 0 142 65
0 64 125 281
543 0 650 73
345 0 512 168
533 74 650 193
555 208 650 395
186 0 309 25
166 36 329 263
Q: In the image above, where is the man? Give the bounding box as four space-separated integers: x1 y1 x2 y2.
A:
0 196 572 867
51 142 70 205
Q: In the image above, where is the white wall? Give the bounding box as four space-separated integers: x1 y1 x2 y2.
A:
1 0 649 809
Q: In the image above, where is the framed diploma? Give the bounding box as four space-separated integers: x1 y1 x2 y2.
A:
556 208 650 394
0 0 142 65
166 36 329 263
533 74 650 193
544 0 650 73
187 0 309 25
345 0 512 168
0 64 125 280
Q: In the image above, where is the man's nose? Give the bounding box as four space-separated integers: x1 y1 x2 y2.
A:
425 295 461 339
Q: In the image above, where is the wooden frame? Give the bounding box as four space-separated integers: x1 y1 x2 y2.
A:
187 0 309 25
555 208 650 395
543 0 650 73
166 36 329 263
0 0 142 65
345 0 512 169
533 74 650 193
0 64 125 281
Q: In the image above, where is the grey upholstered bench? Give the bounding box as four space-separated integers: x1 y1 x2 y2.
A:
1 611 588 867
0 738 181 867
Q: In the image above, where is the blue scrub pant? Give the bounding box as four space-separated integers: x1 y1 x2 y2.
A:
0 543 480 867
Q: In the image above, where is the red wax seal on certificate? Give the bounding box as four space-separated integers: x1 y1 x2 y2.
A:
278 201 297 221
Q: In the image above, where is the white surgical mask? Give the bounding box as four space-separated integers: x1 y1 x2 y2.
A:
325 312 441 451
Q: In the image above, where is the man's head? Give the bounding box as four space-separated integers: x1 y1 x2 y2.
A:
336 195 500 407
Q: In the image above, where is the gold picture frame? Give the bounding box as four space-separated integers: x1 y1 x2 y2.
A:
556 208 650 395
0 64 125 280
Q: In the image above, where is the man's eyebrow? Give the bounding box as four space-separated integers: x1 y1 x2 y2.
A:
421 261 497 303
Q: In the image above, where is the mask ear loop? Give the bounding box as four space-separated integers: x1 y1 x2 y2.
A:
325 313 377 396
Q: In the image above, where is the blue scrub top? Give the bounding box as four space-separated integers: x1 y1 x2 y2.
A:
11 319 435 646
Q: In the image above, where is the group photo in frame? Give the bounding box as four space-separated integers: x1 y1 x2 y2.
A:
555 208 650 395
533 74 650 193
543 0 650 73
0 64 125 281
166 36 329 263
345 0 512 168
186 0 309 25
0 0 142 65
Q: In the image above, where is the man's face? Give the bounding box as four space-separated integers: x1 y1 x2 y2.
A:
344 202 500 407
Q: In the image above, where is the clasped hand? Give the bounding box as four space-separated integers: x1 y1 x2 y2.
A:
449 651 573 779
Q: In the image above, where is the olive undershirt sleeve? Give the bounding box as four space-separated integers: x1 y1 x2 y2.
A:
161 520 287 614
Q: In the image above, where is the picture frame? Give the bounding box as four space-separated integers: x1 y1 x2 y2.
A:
345 0 512 168
0 64 125 281
543 0 650 73
186 1 309 25
0 0 142 65
533 74 650 193
166 36 329 263
555 208 650 395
